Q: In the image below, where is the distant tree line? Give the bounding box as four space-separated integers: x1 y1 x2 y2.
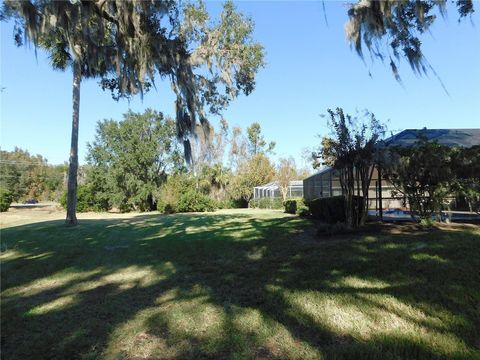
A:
50 109 307 214
0 148 67 206
0 110 310 214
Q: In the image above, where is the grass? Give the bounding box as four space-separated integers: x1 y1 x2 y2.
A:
1 209 479 359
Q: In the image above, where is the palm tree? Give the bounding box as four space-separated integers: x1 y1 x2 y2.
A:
2 1 163 224
3 2 118 223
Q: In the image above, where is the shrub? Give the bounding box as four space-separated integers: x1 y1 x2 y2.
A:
283 198 308 215
297 203 310 216
306 196 345 223
283 199 297 214
162 203 176 214
60 185 109 212
176 190 216 212
306 196 364 224
249 197 283 209
216 198 245 209
156 173 196 213
0 187 13 212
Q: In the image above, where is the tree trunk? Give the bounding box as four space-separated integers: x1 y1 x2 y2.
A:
343 166 355 228
359 165 375 226
66 61 81 225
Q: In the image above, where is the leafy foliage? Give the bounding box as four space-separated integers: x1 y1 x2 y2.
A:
246 122 276 156
315 108 386 227
249 197 283 210
382 137 479 219
173 1 264 153
345 0 475 81
198 163 231 203
306 196 364 224
283 199 298 214
221 122 278 205
450 146 480 214
176 189 216 213
0 147 66 201
215 198 245 210
189 120 232 204
3 0 264 115
60 184 109 213
276 157 298 201
156 173 216 213
156 172 196 214
0 187 13 212
191 120 229 174
2 0 264 223
228 126 248 169
87 109 182 212
283 198 308 215
381 135 454 220
229 154 275 203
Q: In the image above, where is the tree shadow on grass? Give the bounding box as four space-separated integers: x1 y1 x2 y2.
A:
1 212 479 359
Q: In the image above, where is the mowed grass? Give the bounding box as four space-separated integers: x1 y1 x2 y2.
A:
1 209 479 360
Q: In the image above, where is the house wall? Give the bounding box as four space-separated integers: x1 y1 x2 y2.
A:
303 167 405 210
303 169 342 201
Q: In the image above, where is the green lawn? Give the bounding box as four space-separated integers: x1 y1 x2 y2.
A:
1 209 479 359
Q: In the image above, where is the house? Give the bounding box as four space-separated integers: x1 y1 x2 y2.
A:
303 128 480 216
303 166 398 210
253 180 304 200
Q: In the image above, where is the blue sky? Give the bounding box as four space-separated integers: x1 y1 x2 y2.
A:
1 1 479 167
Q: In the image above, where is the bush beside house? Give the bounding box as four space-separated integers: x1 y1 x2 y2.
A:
283 198 309 216
306 196 364 223
249 197 283 209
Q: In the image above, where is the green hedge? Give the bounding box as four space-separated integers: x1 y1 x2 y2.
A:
283 198 309 215
249 197 283 209
306 196 364 223
176 190 216 213
0 187 13 212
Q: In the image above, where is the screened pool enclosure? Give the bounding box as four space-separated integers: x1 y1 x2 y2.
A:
253 180 304 199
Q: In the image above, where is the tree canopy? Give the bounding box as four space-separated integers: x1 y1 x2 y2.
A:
315 108 386 227
1 0 264 223
86 109 182 212
229 154 275 203
2 0 264 159
246 122 276 156
276 157 298 201
345 0 475 81
0 147 66 201
381 139 480 219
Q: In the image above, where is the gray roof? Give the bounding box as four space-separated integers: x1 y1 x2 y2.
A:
383 128 480 148
303 166 334 181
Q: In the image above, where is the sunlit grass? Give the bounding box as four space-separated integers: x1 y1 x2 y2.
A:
1 209 479 359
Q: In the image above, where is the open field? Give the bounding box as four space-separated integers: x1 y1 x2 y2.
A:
1 209 479 359
0 203 137 228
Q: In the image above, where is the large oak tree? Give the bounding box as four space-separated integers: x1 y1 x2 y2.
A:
2 0 264 224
